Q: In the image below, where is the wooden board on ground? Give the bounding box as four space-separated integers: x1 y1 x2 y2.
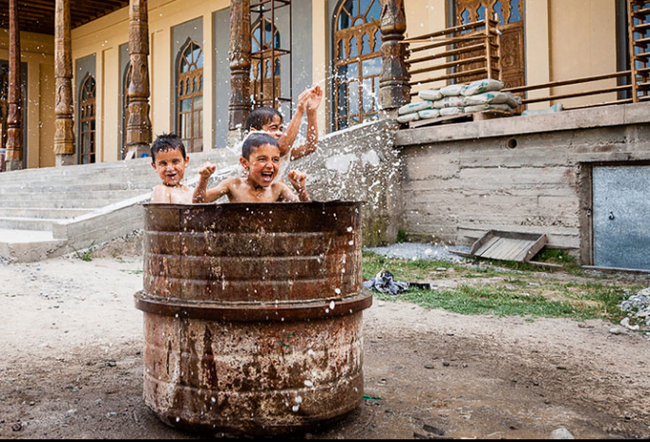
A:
408 110 513 129
468 230 547 263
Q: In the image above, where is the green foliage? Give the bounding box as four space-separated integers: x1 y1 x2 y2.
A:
72 242 95 262
396 229 408 244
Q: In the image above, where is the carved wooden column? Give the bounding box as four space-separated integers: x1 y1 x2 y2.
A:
6 0 23 171
54 0 75 166
379 0 410 118
126 0 152 158
228 0 252 144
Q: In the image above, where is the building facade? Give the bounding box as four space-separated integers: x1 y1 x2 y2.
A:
0 0 636 169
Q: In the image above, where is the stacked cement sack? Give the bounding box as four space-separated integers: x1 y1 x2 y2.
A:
397 78 523 124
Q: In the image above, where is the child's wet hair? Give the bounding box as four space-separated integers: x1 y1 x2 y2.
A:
150 133 186 162
245 107 283 131
242 133 280 160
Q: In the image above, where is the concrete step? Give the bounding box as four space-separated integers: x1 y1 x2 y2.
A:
0 198 144 209
0 217 60 231
2 189 149 202
0 182 157 194
0 208 94 219
0 229 67 262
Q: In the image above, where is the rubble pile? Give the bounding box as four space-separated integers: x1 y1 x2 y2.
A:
619 287 650 328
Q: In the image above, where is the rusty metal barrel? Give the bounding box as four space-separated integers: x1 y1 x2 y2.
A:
134 201 372 436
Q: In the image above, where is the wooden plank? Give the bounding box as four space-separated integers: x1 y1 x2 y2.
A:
522 85 631 105
403 18 497 42
484 238 509 259
408 67 488 86
408 43 486 65
582 265 650 275
475 236 501 257
503 71 631 94
470 230 496 255
409 55 487 76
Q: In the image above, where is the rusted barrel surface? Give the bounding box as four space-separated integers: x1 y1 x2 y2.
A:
135 201 372 436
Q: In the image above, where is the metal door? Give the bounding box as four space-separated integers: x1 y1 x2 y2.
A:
593 165 650 270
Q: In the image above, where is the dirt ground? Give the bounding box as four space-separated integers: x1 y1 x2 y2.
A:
1 240 649 439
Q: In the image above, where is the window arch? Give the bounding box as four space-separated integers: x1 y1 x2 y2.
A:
121 64 132 160
251 17 282 108
177 39 203 153
333 0 382 131
79 75 96 164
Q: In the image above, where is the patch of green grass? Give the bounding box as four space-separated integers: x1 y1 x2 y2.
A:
120 269 144 275
362 251 454 281
396 229 409 244
363 253 642 323
535 249 585 275
378 284 585 319
72 242 95 262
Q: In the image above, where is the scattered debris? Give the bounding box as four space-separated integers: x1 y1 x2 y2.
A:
619 288 650 328
11 422 22 432
363 271 409 296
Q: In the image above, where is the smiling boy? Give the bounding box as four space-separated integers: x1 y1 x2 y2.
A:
149 133 194 204
193 133 309 204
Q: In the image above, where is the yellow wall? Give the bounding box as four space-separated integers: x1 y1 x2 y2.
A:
0 30 55 168
548 0 618 107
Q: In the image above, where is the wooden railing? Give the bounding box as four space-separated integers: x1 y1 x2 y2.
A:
403 18 501 96
502 71 634 111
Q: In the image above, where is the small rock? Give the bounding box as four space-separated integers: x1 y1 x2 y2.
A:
12 422 22 432
609 327 622 335
556 366 567 370
442 362 450 367
424 364 435 370
423 424 445 436
29 401 35 406
550 427 574 439
107 361 117 367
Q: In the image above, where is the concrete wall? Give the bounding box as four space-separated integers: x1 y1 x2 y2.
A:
394 102 650 262
291 118 402 246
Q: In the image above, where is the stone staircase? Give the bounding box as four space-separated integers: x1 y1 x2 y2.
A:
0 149 238 262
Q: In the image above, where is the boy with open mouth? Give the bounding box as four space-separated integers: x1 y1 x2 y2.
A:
193 133 310 204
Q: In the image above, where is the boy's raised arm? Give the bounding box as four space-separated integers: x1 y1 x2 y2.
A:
193 162 230 203
278 88 311 157
289 85 322 161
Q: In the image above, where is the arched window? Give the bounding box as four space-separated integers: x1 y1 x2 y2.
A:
121 64 132 160
333 0 382 131
251 17 282 108
79 75 96 164
177 39 203 153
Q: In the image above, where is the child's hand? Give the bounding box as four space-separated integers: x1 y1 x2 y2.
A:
307 85 323 111
296 88 311 113
198 162 216 179
288 170 307 192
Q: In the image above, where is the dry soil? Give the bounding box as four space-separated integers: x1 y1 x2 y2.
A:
0 243 649 439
